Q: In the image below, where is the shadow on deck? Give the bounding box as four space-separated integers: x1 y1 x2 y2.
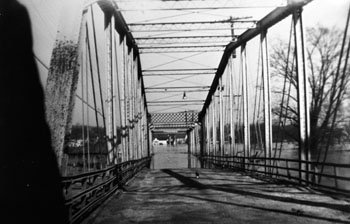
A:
83 167 350 224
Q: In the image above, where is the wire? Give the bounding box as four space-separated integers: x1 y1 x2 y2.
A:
143 52 209 70
146 74 209 88
34 54 49 70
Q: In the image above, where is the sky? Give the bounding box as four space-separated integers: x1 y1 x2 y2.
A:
18 0 350 127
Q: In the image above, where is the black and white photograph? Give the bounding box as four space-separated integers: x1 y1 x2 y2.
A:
0 0 349 223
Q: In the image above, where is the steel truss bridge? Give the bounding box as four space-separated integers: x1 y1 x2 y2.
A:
6 0 350 223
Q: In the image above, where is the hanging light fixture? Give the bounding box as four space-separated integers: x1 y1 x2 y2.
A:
183 91 187 100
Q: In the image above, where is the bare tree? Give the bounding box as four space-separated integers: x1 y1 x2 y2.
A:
271 25 350 159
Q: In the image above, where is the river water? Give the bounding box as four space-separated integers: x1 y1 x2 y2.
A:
150 143 350 191
150 144 202 169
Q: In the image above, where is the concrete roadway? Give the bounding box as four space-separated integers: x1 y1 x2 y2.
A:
84 146 350 224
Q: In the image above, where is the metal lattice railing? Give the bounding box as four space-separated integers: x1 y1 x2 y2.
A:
202 155 350 196
62 157 151 224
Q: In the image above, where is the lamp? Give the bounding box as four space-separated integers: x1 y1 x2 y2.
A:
182 91 187 99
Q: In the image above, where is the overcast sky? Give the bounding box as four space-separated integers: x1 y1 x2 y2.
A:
18 0 350 126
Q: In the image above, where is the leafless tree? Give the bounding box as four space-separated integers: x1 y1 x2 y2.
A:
270 25 350 160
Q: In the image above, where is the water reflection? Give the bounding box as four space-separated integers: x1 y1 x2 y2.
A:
150 144 202 169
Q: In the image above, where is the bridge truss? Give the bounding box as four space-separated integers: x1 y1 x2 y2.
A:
39 0 350 222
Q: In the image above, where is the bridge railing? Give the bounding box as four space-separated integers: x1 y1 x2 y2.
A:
202 155 350 196
62 157 151 224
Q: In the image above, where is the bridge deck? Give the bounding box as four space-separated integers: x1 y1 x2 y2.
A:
84 167 350 224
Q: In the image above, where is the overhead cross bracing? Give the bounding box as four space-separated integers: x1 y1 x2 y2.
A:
135 35 236 45
114 0 291 116
115 0 288 11
150 111 199 129
128 19 257 33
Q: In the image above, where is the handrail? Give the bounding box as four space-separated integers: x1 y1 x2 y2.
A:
202 155 350 195
205 155 350 168
62 157 151 224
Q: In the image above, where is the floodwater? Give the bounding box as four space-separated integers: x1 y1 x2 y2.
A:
150 143 350 191
150 144 202 169
277 147 350 191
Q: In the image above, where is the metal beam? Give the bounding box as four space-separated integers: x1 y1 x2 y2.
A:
129 18 255 26
293 8 311 183
145 86 211 90
135 35 234 40
261 30 273 174
140 49 224 53
119 6 285 11
143 68 216 73
219 77 224 157
129 27 253 32
143 72 215 77
229 57 235 156
148 100 205 104
139 45 226 49
135 35 235 46
137 41 229 46
199 0 313 120
241 43 250 163
148 103 203 107
145 89 208 93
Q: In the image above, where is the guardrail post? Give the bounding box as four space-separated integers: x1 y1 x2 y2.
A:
333 166 339 189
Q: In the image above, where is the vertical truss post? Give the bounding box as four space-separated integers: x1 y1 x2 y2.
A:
144 111 146 159
293 8 311 184
140 100 143 158
143 105 146 158
115 30 122 164
81 33 86 172
193 127 196 154
130 50 135 160
187 130 191 155
125 47 131 161
196 126 199 155
119 36 126 163
200 115 204 157
131 55 136 160
137 65 141 160
132 52 136 160
112 16 118 165
138 77 142 159
138 79 142 159
148 126 153 157
85 33 91 171
132 55 137 160
219 77 224 157
127 49 132 161
206 107 210 156
261 29 273 174
106 13 114 165
112 25 119 164
241 43 250 169
229 56 236 157
143 106 146 157
212 95 217 157
193 128 196 155
123 37 129 162
45 0 86 167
